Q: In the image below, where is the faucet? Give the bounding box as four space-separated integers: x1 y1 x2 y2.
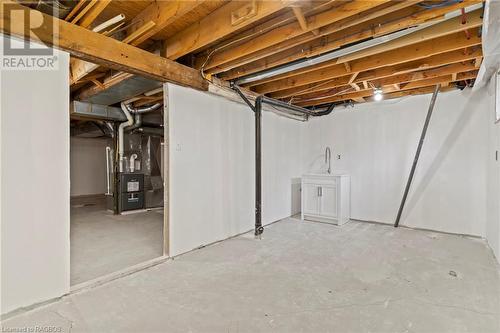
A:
325 147 331 174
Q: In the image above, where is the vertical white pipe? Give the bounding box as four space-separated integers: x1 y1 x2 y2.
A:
105 146 111 194
119 102 134 172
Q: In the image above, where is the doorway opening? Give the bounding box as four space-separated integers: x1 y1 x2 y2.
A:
69 75 166 286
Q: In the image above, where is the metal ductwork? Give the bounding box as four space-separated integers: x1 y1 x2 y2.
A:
71 101 127 122
78 76 162 106
118 102 162 172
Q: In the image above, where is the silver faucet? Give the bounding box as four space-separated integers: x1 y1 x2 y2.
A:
325 147 331 174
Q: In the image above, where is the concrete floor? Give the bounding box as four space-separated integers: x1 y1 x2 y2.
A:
4 218 500 332
71 203 163 285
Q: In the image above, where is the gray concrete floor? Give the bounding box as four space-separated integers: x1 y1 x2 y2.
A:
71 203 163 285
4 218 500 332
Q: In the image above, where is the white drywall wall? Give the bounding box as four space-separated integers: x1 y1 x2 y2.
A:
303 88 495 238
486 76 500 262
167 84 305 256
70 137 109 196
1 36 70 314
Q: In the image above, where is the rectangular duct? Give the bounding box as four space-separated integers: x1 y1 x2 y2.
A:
70 101 126 121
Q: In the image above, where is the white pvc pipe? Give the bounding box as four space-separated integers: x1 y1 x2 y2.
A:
129 154 138 173
93 14 125 33
105 146 112 194
119 102 134 172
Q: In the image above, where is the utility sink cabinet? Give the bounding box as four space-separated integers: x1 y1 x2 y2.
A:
301 173 350 225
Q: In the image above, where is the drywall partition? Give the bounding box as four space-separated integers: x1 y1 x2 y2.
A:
303 88 493 237
486 77 500 262
70 137 109 197
167 84 305 256
0 35 70 314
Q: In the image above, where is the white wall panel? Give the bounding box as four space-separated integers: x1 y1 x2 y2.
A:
70 137 109 196
303 88 494 237
1 35 70 314
167 84 306 256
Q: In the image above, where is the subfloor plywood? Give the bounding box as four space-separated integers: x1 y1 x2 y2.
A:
4 218 500 332
70 203 163 285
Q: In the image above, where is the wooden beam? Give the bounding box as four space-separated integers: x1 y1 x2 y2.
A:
290 61 477 101
127 0 205 48
297 71 477 106
90 78 105 90
71 1 204 83
204 1 422 74
474 56 483 68
65 0 86 21
0 1 207 90
364 85 456 102
123 21 156 45
69 20 164 84
193 3 318 64
78 0 111 28
350 83 361 91
337 8 483 64
76 72 133 101
73 72 105 85
373 0 479 36
270 49 481 99
201 0 390 71
352 97 366 103
195 0 340 60
71 0 97 24
271 48 482 99
134 96 164 107
348 72 359 84
164 0 287 60
251 30 481 94
291 7 308 32
344 62 351 73
219 0 480 80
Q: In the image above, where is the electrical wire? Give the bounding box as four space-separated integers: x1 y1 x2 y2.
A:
200 19 295 80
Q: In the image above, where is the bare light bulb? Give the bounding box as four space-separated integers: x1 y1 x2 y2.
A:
373 88 383 101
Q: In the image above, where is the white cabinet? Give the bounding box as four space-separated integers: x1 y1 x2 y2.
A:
301 174 350 225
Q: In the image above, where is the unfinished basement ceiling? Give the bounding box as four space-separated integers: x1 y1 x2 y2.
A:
48 0 484 108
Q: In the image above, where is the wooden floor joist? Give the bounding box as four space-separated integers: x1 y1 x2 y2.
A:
1 0 482 106
200 0 390 72
293 62 478 102
336 8 483 64
270 49 481 99
296 71 477 107
126 0 205 48
70 0 205 84
250 30 481 94
207 1 424 76
78 0 111 28
218 0 480 80
0 1 207 91
164 0 288 60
